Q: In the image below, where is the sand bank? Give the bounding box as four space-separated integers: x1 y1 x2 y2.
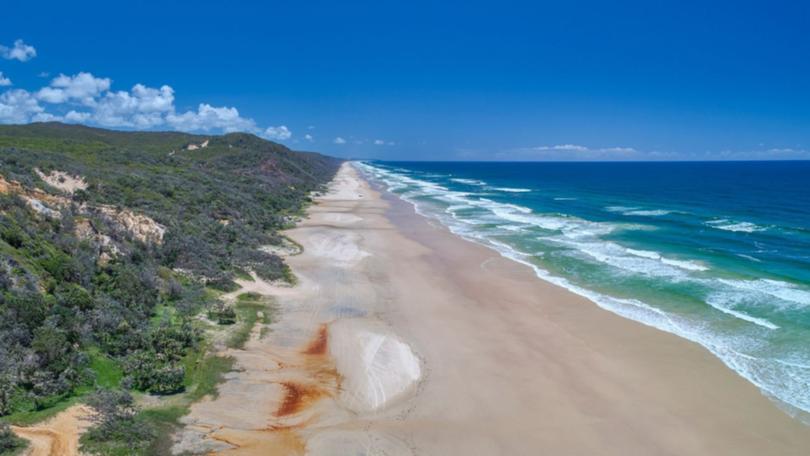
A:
175 162 810 455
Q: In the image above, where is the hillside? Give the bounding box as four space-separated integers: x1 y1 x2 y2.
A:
0 122 340 454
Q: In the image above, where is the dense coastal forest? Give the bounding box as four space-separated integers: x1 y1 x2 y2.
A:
0 123 339 454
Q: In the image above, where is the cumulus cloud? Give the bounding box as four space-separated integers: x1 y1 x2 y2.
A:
0 72 11 87
333 136 346 144
64 110 91 123
263 125 292 140
37 72 112 105
166 104 257 132
0 89 51 123
92 84 175 128
0 71 290 138
0 39 36 62
304 133 314 141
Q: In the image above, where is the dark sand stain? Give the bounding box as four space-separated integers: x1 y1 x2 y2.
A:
208 324 341 455
276 381 329 417
303 323 329 355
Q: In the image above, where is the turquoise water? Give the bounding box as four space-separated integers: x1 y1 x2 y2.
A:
356 160 810 419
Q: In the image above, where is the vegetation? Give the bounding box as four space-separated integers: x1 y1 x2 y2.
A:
0 122 339 451
80 389 156 455
0 423 26 455
227 292 274 349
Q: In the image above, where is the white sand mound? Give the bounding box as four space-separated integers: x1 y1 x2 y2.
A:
329 319 421 413
35 168 88 194
321 212 363 225
185 139 209 151
308 232 369 266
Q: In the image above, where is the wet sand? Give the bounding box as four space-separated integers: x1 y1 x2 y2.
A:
177 162 810 455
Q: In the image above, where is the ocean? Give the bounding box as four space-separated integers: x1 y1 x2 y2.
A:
356 160 810 420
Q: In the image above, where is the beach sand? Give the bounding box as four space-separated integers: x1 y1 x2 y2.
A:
176 162 810 455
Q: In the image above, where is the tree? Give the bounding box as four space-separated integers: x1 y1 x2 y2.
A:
0 423 26 454
81 389 155 453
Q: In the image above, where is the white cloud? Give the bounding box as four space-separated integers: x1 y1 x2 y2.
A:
531 144 590 152
0 72 11 87
0 89 48 123
0 70 284 137
333 136 346 144
64 110 91 123
373 139 384 145
0 39 37 62
166 104 257 133
304 133 314 141
766 148 802 154
263 125 292 140
530 144 637 154
37 72 111 105
91 84 175 128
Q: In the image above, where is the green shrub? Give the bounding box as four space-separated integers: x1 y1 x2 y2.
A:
0 422 26 454
80 389 155 455
208 301 236 325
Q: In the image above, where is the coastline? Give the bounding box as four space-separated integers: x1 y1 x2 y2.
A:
177 162 810 455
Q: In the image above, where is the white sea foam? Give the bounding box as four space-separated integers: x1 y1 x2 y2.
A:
706 219 767 233
554 197 577 201
496 224 525 232
557 241 688 278
705 292 780 329
718 278 810 309
450 178 486 186
624 209 675 217
605 205 638 213
625 248 709 271
625 248 661 260
491 187 532 193
737 253 762 263
606 206 675 217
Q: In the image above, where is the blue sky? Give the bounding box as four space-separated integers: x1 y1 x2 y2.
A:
1 0 808 160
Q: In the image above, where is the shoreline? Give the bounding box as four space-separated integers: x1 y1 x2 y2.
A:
176 162 810 455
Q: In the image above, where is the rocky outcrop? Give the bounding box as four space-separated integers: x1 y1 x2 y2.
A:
1 174 165 246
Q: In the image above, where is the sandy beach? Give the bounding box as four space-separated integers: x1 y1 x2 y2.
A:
175 162 810 455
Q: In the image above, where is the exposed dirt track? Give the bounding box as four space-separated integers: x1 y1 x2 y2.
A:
11 405 92 456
